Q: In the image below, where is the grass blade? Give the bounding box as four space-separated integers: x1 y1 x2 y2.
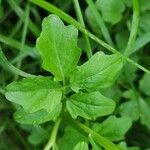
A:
124 0 139 56
73 0 92 59
0 47 35 78
85 0 114 47
0 34 38 58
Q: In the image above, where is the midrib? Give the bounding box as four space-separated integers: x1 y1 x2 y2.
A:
53 27 65 82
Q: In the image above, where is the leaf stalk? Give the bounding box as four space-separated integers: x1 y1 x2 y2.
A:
44 118 61 150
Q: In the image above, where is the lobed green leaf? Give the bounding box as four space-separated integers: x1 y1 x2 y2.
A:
14 105 62 125
71 52 123 92
5 76 62 113
139 98 150 129
96 0 125 24
36 14 81 81
66 91 116 120
119 99 140 122
139 73 150 96
93 115 132 142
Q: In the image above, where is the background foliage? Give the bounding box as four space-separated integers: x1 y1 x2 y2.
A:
0 0 150 150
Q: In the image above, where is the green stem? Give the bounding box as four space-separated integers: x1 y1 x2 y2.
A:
124 0 139 56
14 3 30 80
64 114 120 150
0 34 38 58
89 134 100 149
0 47 35 78
29 0 150 74
126 57 150 74
73 0 92 59
77 123 120 150
85 0 114 47
11 53 28 64
29 0 120 54
44 118 61 150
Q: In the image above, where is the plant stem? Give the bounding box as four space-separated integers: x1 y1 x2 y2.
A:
14 3 30 80
64 114 120 150
73 0 92 59
86 0 114 47
124 0 139 56
126 57 150 74
0 47 35 78
44 118 61 150
77 123 120 150
0 34 38 58
29 0 150 74
29 0 117 53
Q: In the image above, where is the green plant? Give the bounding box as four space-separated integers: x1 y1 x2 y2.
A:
0 0 150 150
5 14 124 150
